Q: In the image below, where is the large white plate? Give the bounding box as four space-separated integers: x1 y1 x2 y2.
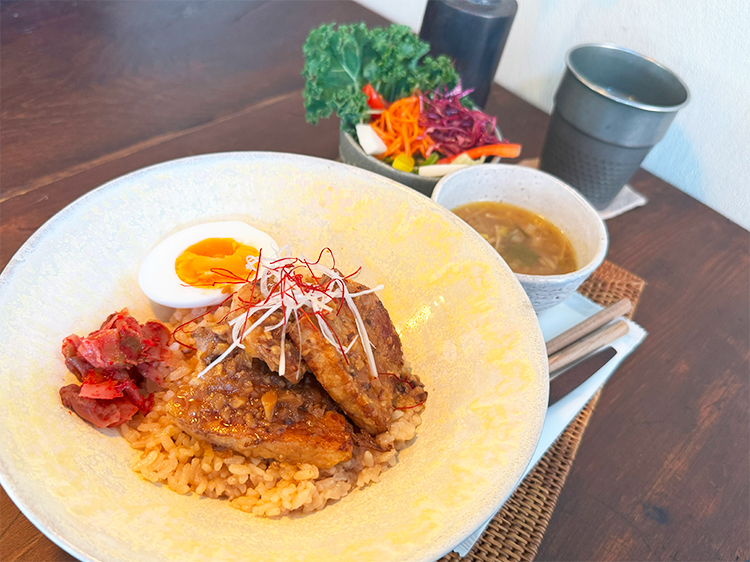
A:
0 153 548 562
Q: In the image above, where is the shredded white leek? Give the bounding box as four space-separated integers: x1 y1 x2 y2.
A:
194 246 382 380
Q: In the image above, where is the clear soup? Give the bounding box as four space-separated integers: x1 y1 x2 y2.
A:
453 201 577 276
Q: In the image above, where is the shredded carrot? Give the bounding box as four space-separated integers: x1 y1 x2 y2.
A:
370 96 434 159
437 143 523 164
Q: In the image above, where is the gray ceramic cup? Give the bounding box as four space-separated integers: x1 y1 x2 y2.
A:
539 44 689 209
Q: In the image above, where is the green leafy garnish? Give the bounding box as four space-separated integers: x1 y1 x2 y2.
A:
302 23 459 132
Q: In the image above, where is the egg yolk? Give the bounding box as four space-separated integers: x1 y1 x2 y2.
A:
174 238 259 288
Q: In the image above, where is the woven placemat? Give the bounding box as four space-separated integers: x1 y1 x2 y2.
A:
439 260 645 562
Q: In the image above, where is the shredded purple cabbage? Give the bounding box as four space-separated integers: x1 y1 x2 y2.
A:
418 84 502 157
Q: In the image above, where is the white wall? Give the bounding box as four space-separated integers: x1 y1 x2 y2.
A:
354 0 750 229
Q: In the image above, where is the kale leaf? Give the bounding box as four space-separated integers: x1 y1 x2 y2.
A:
302 22 459 132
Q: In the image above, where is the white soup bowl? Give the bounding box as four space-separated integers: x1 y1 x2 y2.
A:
432 164 608 311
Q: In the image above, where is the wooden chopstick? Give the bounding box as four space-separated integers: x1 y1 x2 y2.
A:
546 298 632 356
548 319 629 379
545 298 632 380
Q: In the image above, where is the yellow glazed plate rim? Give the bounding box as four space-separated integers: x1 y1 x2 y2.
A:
0 153 548 562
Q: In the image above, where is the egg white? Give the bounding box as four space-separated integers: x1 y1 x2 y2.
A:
138 221 278 309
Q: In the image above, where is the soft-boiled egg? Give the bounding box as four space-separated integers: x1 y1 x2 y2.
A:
138 221 278 309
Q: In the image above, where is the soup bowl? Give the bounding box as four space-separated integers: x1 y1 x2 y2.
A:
432 164 608 311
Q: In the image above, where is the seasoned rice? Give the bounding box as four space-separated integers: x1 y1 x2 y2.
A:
119 305 423 517
121 391 422 516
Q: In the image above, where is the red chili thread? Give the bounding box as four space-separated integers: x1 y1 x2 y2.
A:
343 267 362 281
332 278 348 316
395 399 427 411
304 260 322 285
249 247 263 298
379 372 426 410
207 267 253 285
379 372 416 389
300 310 320 333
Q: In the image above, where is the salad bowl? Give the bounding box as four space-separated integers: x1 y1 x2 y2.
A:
339 125 507 198
0 152 547 562
307 22 517 199
339 130 439 196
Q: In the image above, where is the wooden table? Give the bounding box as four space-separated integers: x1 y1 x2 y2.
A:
1 2 748 561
